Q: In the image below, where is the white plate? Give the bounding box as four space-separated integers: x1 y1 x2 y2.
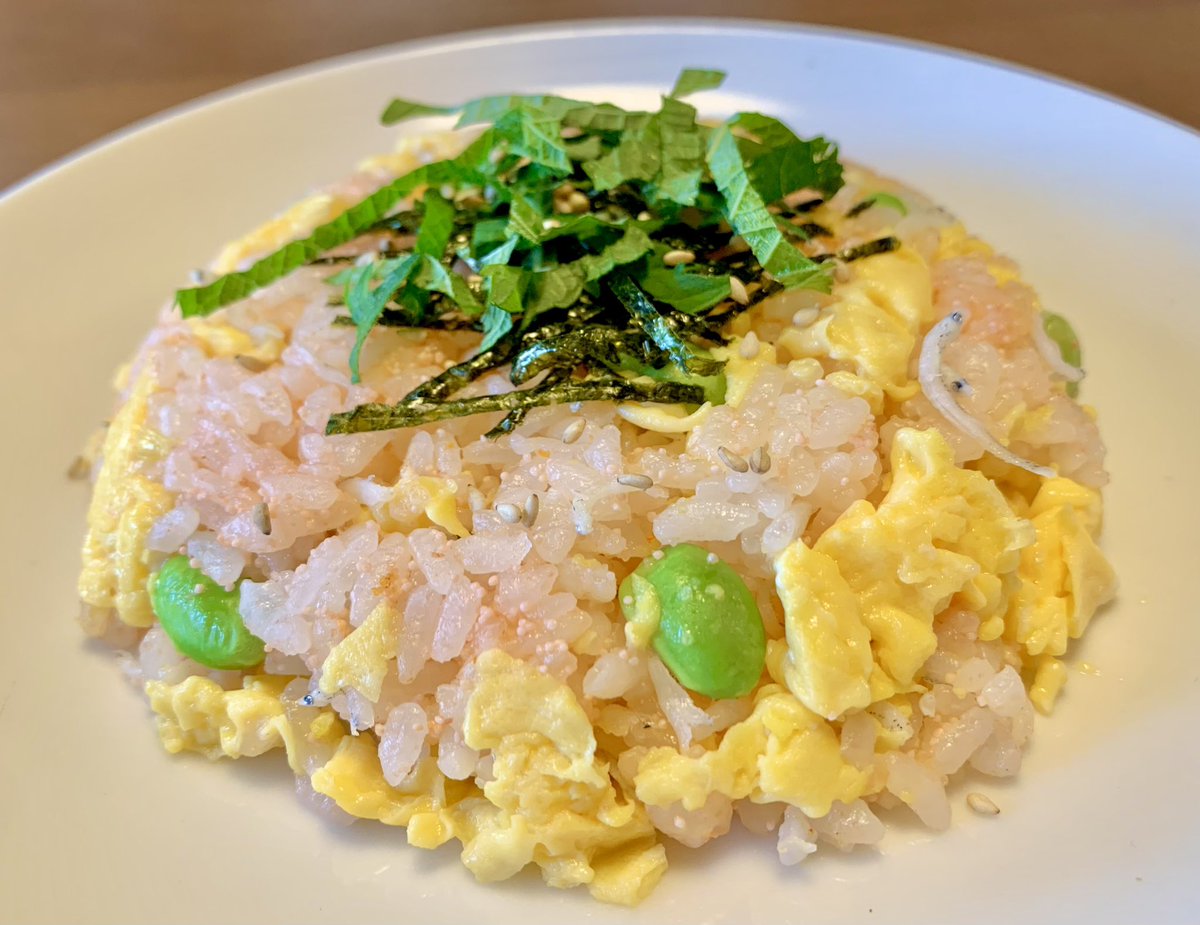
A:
2 18 1198 925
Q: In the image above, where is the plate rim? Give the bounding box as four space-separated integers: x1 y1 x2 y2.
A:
4 15 1198 204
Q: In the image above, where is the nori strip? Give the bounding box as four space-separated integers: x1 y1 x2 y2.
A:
326 375 707 435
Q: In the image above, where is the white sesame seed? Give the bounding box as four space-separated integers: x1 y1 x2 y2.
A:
188 268 209 285
495 502 522 524
652 549 664 560
542 218 562 230
717 446 749 473
792 307 820 328
662 249 696 267
637 211 652 221
728 276 749 305
524 493 540 527
738 332 760 360
569 402 583 413
749 446 772 474
192 583 205 595
705 583 726 601
706 552 719 565
252 502 272 536
967 792 1001 815
617 474 654 489
834 262 851 283
673 815 686 828
621 595 634 606
561 418 586 444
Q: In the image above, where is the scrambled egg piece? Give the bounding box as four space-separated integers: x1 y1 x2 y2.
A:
774 428 1035 719
1028 655 1069 714
616 401 711 433
1006 477 1117 664
456 650 665 905
634 684 868 818
363 475 470 538
146 674 341 768
780 245 933 405
318 602 397 700
79 367 173 627
213 193 349 274
613 337 776 433
720 340 777 408
187 318 282 364
312 736 460 838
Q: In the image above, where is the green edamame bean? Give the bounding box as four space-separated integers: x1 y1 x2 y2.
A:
619 544 766 700
148 555 265 670
1042 311 1082 397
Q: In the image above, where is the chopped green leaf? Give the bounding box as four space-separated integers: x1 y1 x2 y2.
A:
380 99 454 125
479 303 515 352
492 105 571 175
639 262 732 314
175 159 483 316
705 124 830 291
344 255 419 382
506 187 552 244
729 113 843 201
415 189 455 257
583 97 706 206
669 68 726 98
483 264 528 314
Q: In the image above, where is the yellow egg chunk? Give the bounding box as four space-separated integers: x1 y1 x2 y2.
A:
150 675 293 761
720 340 777 408
776 428 1034 714
783 246 932 401
774 541 874 719
362 475 470 538
455 650 659 904
78 368 173 628
1006 478 1117 657
311 736 455 832
1028 656 1069 714
616 401 712 433
634 685 868 819
317 602 397 700
187 318 283 364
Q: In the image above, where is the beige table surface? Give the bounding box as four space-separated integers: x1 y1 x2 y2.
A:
3 0 1198 189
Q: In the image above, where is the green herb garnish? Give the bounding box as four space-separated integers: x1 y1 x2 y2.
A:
175 69 862 435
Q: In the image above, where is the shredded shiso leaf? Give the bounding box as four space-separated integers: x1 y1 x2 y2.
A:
172 69 895 436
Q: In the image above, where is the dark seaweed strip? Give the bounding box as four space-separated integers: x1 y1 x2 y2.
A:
845 200 873 218
778 198 824 215
794 222 832 238
837 236 900 262
484 369 572 438
402 336 521 403
609 274 722 376
326 375 707 435
509 325 638 384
